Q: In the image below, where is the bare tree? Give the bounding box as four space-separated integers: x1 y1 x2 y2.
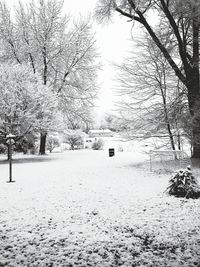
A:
116 34 188 150
63 106 94 131
96 0 200 157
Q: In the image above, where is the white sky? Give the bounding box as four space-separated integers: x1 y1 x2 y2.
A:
9 0 139 119
62 0 137 118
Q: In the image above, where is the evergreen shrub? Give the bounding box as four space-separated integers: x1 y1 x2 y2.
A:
166 166 200 199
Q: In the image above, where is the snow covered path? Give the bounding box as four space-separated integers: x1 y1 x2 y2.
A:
0 150 200 266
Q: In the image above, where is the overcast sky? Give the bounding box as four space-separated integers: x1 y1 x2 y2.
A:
63 0 137 118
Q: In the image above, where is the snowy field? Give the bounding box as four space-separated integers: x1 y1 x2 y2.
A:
0 150 200 266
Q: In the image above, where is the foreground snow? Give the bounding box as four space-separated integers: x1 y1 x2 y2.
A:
0 150 200 266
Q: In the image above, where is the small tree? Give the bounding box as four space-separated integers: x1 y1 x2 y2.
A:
99 113 119 132
47 135 60 153
63 130 83 150
116 35 188 150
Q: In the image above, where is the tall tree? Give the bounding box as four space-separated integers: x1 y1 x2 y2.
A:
96 0 200 157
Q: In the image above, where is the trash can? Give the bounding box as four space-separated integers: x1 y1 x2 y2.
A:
109 148 115 157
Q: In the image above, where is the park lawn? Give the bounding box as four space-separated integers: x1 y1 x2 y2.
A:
0 150 200 267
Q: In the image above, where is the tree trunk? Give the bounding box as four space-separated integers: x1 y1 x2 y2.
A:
191 102 200 158
177 132 181 151
160 80 176 151
38 47 48 156
190 17 200 158
39 133 47 155
166 123 176 151
71 144 74 150
192 130 200 158
187 83 200 158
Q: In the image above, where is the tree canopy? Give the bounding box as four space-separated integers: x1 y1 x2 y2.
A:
0 0 99 154
0 63 57 141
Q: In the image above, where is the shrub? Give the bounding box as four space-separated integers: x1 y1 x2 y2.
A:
0 143 7 154
14 133 37 154
92 139 104 150
63 130 83 150
118 145 124 152
166 166 200 199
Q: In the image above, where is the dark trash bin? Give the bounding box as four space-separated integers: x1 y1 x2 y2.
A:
109 148 115 157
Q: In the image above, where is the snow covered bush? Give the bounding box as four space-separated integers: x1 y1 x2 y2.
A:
47 136 60 153
166 166 200 198
63 130 84 150
92 139 104 150
0 143 6 154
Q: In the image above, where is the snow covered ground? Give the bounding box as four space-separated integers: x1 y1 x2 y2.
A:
0 149 200 266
